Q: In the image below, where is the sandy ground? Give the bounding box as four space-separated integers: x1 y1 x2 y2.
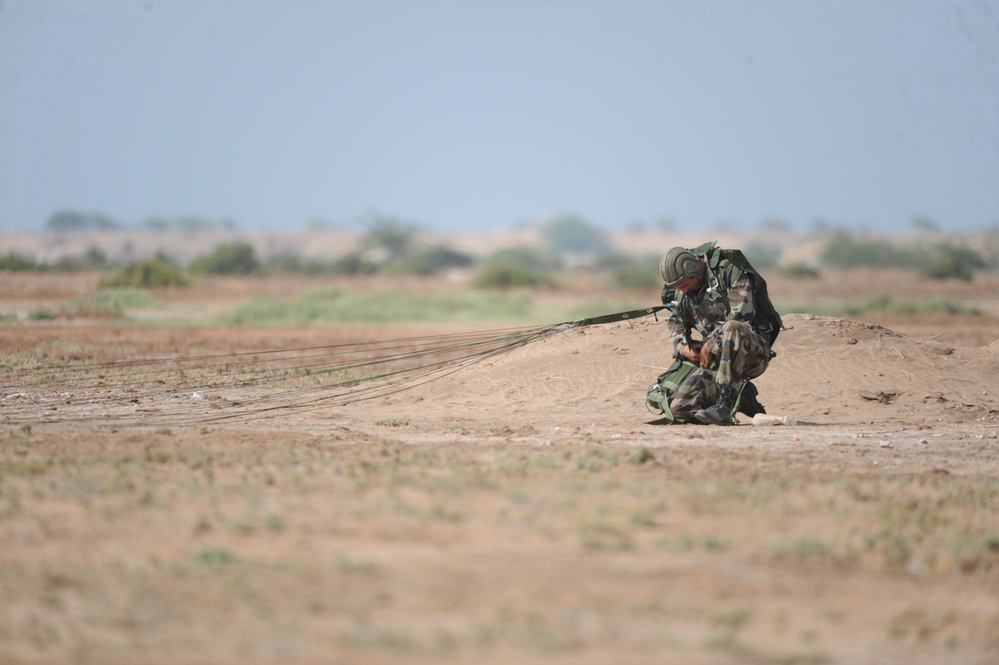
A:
1 271 999 665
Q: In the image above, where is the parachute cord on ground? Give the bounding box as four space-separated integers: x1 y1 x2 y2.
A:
2 306 665 428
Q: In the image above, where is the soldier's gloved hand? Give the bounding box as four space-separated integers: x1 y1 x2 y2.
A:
681 343 702 363
699 344 713 369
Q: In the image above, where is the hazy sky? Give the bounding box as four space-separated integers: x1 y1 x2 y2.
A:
1 0 998 234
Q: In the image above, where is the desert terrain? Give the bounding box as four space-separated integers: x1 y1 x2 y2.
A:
1 251 998 664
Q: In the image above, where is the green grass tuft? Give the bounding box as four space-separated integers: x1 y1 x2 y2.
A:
213 288 542 325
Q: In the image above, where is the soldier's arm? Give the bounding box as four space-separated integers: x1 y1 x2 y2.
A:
726 265 756 324
668 306 702 361
667 313 687 358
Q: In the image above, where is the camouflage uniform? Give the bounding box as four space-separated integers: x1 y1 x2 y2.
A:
667 260 772 421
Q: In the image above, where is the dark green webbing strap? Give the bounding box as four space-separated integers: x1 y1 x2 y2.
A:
560 305 669 329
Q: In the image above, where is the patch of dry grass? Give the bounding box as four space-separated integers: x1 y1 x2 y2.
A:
1 429 997 664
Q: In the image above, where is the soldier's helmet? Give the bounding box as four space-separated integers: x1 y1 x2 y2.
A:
659 247 702 287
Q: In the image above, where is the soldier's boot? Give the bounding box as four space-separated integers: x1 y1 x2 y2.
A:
737 381 766 417
695 385 737 426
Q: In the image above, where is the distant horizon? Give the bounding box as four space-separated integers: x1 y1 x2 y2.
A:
6 206 997 238
5 204 999 236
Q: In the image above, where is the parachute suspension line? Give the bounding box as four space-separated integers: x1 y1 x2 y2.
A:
8 325 549 390
182 325 558 424
3 306 665 428
2 323 557 427
183 324 561 427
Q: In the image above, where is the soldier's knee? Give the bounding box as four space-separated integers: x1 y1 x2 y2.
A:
721 320 750 335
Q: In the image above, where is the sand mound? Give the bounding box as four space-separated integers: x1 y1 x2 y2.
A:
410 313 999 427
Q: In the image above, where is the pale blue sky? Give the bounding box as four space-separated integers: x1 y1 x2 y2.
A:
1 0 997 234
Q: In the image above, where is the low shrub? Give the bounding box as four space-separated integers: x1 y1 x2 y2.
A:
820 232 923 269
921 244 987 281
329 252 379 276
599 254 662 290
475 247 560 289
474 264 554 289
743 243 781 270
779 263 820 279
0 253 40 272
388 245 474 276
540 215 611 255
189 242 259 275
100 260 189 288
922 255 974 281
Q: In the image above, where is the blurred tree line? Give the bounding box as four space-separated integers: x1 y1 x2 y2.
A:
44 210 237 233
3 210 997 289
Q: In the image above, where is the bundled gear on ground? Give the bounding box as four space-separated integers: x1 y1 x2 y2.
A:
646 359 766 422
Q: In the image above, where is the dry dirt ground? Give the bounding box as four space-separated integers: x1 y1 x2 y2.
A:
1 272 999 665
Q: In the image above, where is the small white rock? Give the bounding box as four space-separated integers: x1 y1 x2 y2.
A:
192 391 206 400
